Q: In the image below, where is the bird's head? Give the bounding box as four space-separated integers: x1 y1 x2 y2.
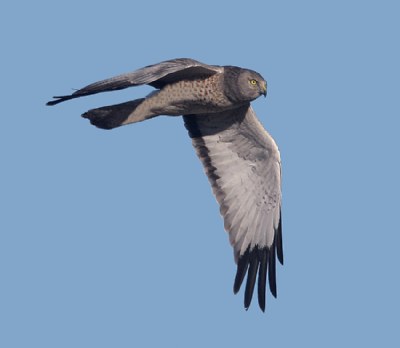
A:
238 69 267 100
224 67 267 102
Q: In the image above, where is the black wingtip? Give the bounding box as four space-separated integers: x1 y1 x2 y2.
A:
233 250 250 294
257 249 268 311
46 95 76 106
234 240 282 312
46 98 62 106
81 110 115 130
81 99 145 130
234 246 268 311
244 253 259 310
269 243 277 298
276 213 284 265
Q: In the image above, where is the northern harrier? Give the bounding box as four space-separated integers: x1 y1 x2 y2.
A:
47 58 283 312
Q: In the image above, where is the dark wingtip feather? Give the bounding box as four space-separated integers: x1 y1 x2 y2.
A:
257 248 268 312
269 243 277 298
46 95 75 106
82 109 115 130
244 251 260 310
234 240 282 312
81 99 145 130
233 249 250 294
234 246 271 312
276 212 284 265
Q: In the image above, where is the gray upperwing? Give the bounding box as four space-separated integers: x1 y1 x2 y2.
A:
47 58 222 105
183 105 282 311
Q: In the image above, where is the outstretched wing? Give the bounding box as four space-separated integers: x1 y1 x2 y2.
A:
47 58 222 105
183 105 283 312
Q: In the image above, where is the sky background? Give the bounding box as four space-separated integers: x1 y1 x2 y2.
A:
1 0 399 347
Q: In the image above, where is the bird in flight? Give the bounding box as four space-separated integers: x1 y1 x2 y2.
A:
47 58 283 312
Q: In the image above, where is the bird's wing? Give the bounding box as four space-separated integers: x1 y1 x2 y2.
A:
47 58 222 105
183 105 283 312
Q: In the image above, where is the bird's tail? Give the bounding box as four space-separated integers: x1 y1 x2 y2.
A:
82 98 152 130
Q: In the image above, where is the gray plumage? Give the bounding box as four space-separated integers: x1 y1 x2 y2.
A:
47 58 283 312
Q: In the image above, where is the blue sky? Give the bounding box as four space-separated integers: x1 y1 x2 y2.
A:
1 0 399 347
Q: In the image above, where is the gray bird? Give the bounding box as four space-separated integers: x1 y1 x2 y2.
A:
47 58 283 312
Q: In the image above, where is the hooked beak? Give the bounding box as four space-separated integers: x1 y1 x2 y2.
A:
261 81 267 97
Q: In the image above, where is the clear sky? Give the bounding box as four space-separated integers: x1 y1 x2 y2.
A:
1 1 399 347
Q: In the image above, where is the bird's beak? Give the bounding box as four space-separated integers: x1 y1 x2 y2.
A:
261 81 267 97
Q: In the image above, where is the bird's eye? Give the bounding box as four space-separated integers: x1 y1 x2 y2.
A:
250 79 257 85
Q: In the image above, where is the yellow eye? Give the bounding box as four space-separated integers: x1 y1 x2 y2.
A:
250 79 257 85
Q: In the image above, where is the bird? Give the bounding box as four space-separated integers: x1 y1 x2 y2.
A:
47 58 283 312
